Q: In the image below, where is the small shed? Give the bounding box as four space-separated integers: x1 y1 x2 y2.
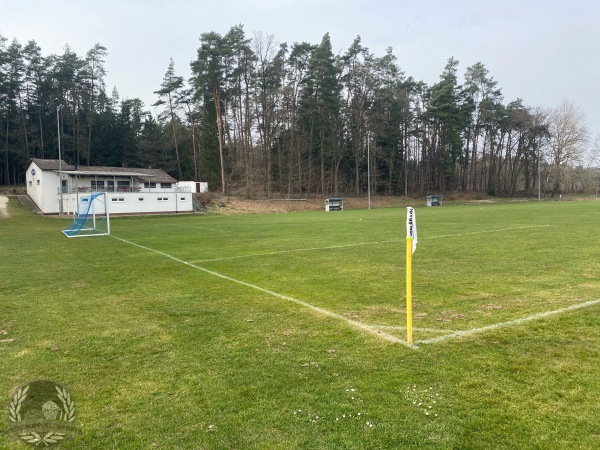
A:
325 198 344 211
426 195 443 206
177 181 208 193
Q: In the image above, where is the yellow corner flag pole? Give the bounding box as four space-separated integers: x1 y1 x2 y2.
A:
406 234 413 346
406 207 417 347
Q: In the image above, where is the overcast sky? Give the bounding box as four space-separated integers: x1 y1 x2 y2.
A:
2 0 599 140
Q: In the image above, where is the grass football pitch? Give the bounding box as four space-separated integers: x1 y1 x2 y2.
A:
1 197 600 449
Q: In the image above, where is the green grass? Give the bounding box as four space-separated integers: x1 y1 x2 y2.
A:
2 198 600 449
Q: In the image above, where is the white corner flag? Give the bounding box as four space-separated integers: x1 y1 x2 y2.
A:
406 207 417 254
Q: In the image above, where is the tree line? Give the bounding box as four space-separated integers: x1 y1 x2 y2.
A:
1 26 597 197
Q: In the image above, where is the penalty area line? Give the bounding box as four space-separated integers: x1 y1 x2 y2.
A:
190 239 400 263
172 224 233 233
190 225 549 263
426 225 549 241
112 235 409 346
416 299 600 345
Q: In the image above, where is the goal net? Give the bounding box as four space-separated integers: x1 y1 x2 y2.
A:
62 192 110 238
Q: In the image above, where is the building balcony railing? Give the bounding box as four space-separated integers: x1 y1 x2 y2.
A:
59 186 191 194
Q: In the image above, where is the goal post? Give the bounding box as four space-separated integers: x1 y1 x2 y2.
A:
62 192 110 238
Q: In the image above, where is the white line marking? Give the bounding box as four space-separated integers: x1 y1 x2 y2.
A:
112 235 408 346
190 225 549 263
173 224 232 233
416 299 600 345
191 240 399 263
427 225 549 240
374 325 453 334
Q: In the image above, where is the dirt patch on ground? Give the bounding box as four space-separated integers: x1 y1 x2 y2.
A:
0 196 8 218
205 196 413 215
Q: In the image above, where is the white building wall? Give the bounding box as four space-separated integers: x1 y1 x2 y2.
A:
26 162 62 214
105 192 193 214
26 162 43 208
62 192 194 215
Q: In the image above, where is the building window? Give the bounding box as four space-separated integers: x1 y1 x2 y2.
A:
161 183 172 189
91 180 105 190
28 181 32 187
158 197 169 202
117 181 130 191
180 197 186 201
37 180 40 185
144 182 157 188
138 197 144 202
111 197 125 203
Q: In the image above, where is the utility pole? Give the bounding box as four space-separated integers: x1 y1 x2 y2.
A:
57 105 64 215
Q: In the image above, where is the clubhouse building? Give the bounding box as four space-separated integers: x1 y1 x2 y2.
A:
26 158 204 215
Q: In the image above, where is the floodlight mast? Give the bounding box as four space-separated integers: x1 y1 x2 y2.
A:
57 104 64 215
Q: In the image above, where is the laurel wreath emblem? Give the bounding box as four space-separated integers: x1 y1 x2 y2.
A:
18 431 66 446
8 384 29 423
55 385 76 422
8 381 77 447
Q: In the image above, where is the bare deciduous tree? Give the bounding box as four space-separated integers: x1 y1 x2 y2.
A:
546 100 588 197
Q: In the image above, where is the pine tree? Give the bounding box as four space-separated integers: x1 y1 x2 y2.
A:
303 33 341 195
191 30 229 193
154 58 184 179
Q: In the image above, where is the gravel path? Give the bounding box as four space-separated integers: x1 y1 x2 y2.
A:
0 196 8 217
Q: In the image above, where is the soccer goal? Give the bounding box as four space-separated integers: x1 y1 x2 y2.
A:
62 192 110 238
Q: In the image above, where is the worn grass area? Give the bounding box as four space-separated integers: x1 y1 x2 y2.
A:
1 197 600 449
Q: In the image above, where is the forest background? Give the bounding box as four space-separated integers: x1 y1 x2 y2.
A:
1 25 598 198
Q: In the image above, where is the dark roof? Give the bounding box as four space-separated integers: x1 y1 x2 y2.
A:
31 158 74 171
29 159 176 183
132 168 177 184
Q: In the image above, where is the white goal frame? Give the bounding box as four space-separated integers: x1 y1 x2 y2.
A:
62 192 110 238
